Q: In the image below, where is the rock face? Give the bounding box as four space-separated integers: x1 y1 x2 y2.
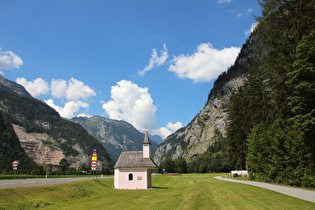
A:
71 115 159 161
12 124 91 167
13 124 65 165
153 34 257 166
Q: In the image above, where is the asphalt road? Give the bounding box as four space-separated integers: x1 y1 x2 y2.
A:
214 176 315 203
0 176 113 189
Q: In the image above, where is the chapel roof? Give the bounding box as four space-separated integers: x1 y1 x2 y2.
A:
114 151 158 169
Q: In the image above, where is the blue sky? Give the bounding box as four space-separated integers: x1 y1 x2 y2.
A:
0 0 260 139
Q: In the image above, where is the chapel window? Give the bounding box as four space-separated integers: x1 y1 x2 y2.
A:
129 173 133 181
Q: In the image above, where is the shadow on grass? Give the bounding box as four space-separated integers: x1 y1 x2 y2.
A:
152 186 168 189
92 178 112 188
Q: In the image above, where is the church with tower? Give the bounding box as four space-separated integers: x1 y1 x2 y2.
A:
114 129 158 189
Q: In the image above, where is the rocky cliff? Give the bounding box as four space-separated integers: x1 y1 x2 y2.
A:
153 34 257 166
13 124 66 165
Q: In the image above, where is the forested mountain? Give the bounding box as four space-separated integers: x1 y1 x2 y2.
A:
0 78 113 172
0 111 38 173
154 0 315 187
71 116 159 161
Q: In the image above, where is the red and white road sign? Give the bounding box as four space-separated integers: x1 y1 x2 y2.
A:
90 161 98 168
11 160 19 167
92 149 98 161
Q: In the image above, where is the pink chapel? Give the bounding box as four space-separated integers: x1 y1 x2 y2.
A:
114 128 158 189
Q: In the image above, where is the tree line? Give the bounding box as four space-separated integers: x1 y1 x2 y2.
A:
226 0 315 187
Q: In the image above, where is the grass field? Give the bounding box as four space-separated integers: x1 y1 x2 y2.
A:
0 173 314 209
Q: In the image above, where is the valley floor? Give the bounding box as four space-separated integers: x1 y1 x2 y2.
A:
0 174 314 209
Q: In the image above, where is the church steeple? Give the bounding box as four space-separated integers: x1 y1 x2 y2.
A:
143 128 151 145
143 128 151 158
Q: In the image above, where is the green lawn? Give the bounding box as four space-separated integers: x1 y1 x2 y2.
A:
0 173 314 209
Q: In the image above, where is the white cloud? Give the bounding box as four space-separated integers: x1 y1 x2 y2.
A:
245 22 258 36
50 77 96 101
158 122 183 139
138 44 168 76
45 99 89 119
77 113 92 118
217 0 233 4
237 8 253 18
65 78 96 101
102 80 157 132
51 79 67 98
167 122 183 132
169 43 240 83
0 48 23 70
16 77 96 118
16 77 49 97
158 127 172 139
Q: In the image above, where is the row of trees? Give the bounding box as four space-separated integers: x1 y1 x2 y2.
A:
226 0 315 187
2 159 112 175
45 159 112 175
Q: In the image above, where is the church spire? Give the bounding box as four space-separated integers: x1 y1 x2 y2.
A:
143 127 151 145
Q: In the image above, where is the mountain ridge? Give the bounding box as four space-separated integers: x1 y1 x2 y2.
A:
0 74 32 98
71 115 160 161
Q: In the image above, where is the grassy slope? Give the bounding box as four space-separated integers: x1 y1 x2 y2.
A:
0 174 314 209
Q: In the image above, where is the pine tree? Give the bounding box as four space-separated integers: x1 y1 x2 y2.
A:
287 29 315 161
256 0 315 118
226 86 250 170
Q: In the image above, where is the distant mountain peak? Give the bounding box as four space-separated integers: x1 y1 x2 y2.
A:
71 115 160 161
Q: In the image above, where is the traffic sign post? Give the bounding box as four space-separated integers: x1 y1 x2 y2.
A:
11 160 19 179
91 149 98 179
